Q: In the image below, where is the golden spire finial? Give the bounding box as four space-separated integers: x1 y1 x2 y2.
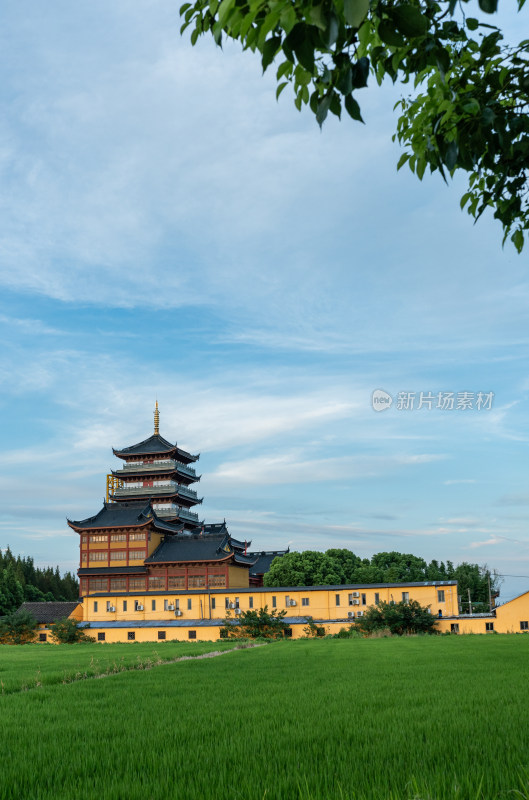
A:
154 400 160 435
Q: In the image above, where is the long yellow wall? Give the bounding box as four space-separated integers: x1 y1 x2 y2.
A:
81 582 458 628
29 583 529 642
84 619 358 643
436 617 496 635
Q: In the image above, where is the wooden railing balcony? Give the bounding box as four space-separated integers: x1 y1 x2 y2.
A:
116 460 197 478
113 482 198 500
120 460 175 472
113 483 176 497
153 504 200 522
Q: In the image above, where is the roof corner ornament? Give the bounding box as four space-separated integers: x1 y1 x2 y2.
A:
154 400 160 436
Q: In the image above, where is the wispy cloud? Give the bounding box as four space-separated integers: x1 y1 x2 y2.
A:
211 451 447 486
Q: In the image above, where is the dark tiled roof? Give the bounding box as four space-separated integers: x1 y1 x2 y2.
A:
80 619 224 628
18 602 81 624
113 435 198 462
146 533 257 566
113 434 176 456
249 550 289 576
68 500 152 529
233 552 257 566
85 580 455 596
146 535 231 564
80 616 337 629
111 468 176 478
77 566 148 575
203 522 228 535
250 580 459 591
111 490 203 506
230 536 252 550
68 502 185 533
175 446 199 463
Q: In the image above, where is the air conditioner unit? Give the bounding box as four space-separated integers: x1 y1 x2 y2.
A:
347 611 355 619
229 602 236 609
136 604 144 611
352 599 360 606
289 600 297 606
352 592 360 598
167 604 175 611
109 606 116 612
356 611 364 617
234 608 242 615
175 609 183 617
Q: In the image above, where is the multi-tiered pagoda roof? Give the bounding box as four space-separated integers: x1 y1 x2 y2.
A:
108 404 203 526
113 433 199 464
70 404 287 597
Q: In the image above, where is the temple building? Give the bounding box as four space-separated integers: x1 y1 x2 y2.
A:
69 404 276 597
34 405 474 642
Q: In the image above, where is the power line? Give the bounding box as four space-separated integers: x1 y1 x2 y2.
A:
495 574 529 579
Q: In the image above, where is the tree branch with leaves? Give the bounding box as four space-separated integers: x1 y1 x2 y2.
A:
180 0 528 251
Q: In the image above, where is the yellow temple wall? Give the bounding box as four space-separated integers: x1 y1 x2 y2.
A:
80 582 457 636
85 619 362 643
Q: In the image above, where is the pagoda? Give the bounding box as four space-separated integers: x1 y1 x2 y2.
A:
69 405 261 597
108 401 203 527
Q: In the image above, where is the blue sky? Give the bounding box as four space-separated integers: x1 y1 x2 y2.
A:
1 1 528 602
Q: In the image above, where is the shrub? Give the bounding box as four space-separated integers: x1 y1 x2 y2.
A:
50 618 95 644
220 606 288 639
303 616 326 638
356 600 437 636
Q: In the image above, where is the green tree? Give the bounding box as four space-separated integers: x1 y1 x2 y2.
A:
0 609 38 644
265 549 364 586
356 599 437 635
449 562 500 612
181 0 528 251
49 618 94 644
0 563 24 615
0 547 79 603
23 584 46 602
368 551 428 582
220 605 288 638
264 549 501 609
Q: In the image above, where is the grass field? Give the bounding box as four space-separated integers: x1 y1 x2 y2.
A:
2 636 529 799
0 640 240 694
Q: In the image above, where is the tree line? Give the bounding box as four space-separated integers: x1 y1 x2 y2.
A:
263 549 499 611
0 547 79 616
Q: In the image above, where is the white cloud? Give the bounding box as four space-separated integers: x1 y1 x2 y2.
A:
211 451 447 486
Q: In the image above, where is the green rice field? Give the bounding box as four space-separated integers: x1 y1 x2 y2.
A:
1 636 529 800
0 640 240 694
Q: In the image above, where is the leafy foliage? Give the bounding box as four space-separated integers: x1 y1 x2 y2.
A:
263 548 500 610
355 598 437 634
180 0 529 250
0 609 38 645
0 546 79 615
49 618 94 644
303 616 326 636
220 604 288 637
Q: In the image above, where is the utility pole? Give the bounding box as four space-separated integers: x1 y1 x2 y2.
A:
468 588 473 615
